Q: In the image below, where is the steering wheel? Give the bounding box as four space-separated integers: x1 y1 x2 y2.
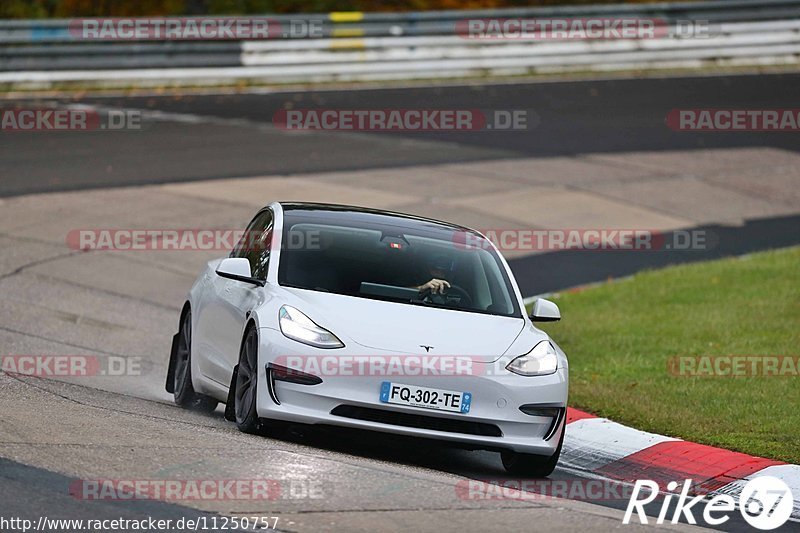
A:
421 284 473 308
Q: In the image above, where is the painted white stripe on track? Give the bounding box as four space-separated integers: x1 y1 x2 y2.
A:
562 417 679 472
714 464 800 520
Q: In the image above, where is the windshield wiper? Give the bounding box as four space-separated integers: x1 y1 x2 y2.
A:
359 293 414 304
406 298 456 310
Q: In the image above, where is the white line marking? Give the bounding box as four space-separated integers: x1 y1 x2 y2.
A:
562 417 679 472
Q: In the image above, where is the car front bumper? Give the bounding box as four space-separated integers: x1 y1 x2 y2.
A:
256 327 568 455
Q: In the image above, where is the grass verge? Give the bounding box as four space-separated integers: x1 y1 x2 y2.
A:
537 247 800 463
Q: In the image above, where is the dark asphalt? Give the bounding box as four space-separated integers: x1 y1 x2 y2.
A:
2 73 799 532
508 214 800 296
267 424 796 533
1 73 799 197
2 428 792 533
0 458 243 532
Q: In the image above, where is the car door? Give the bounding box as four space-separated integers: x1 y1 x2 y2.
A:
196 209 273 386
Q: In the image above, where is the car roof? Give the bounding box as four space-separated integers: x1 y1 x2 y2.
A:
276 201 474 233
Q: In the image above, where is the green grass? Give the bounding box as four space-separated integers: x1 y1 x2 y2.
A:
536 247 800 463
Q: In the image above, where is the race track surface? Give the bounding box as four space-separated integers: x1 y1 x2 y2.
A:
1 73 799 532
1 73 799 197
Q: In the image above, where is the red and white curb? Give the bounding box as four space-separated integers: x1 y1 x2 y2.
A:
562 407 800 521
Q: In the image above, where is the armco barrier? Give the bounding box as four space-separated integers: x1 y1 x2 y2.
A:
0 0 799 88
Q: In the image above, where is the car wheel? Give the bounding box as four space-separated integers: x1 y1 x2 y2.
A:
501 424 564 477
234 327 261 434
173 309 218 412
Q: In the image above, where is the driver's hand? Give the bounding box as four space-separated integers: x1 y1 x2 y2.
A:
418 278 450 294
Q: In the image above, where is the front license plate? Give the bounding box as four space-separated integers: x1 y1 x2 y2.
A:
379 382 471 413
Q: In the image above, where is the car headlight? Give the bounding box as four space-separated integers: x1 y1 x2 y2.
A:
506 340 558 376
279 305 344 349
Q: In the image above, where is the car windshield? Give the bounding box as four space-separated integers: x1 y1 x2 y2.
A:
278 207 522 318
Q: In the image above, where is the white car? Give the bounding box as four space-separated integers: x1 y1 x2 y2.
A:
166 202 568 476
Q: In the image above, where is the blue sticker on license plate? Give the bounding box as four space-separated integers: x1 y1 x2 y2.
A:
380 381 471 413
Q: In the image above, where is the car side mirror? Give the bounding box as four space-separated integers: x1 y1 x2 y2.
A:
216 257 264 287
529 298 561 322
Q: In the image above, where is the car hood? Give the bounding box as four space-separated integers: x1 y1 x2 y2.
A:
283 288 525 362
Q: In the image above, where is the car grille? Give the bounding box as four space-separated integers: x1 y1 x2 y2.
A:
330 405 502 437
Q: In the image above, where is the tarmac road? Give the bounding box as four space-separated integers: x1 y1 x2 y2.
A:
1 72 799 197
1 73 799 532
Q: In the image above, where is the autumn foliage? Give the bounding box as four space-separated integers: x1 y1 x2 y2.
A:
2 0 677 19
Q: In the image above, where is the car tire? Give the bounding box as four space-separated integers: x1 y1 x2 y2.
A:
500 423 564 477
234 326 262 434
173 309 219 413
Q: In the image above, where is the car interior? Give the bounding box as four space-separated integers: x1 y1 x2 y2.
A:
278 222 517 316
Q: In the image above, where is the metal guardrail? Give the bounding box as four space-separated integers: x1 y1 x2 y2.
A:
1 0 799 87
2 0 800 43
